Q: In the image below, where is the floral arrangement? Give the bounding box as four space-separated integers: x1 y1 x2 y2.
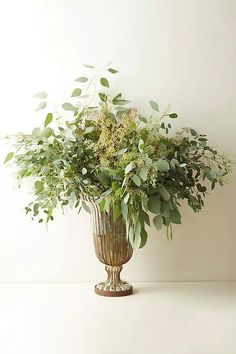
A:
4 64 232 247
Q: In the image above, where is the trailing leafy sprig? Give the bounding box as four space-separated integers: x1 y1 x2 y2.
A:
3 64 232 247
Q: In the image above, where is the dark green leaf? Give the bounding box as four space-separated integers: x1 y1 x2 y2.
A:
190 128 198 136
170 210 181 224
169 113 178 118
159 187 171 201
139 228 148 248
148 194 161 214
100 77 109 88
98 92 107 101
108 68 118 74
153 215 163 230
160 201 170 217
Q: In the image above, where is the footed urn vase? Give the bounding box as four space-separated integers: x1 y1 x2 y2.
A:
84 196 133 297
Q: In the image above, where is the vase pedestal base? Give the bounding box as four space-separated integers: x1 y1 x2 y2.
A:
94 265 133 297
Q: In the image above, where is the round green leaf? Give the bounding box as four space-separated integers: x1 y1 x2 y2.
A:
156 159 169 172
32 127 42 138
148 194 161 214
159 187 171 201
62 102 77 111
34 180 44 190
71 88 82 97
153 215 163 230
169 113 178 118
42 127 53 138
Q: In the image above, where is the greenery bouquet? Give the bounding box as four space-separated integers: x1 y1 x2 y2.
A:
4 64 232 248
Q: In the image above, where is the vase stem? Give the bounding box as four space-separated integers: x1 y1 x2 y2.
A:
95 265 133 297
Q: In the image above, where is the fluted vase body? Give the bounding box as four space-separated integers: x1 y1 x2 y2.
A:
84 196 133 297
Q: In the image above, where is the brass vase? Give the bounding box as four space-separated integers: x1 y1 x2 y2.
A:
84 196 133 297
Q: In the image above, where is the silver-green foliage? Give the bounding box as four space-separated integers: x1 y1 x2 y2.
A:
3 64 232 247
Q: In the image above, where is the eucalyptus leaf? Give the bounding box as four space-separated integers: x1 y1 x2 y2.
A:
35 101 47 112
153 215 163 230
132 174 141 186
62 102 77 111
125 162 135 174
71 88 82 97
148 194 161 214
44 113 53 127
75 76 88 82
156 159 169 172
100 77 109 88
33 92 48 99
149 100 159 111
3 152 14 164
108 68 118 74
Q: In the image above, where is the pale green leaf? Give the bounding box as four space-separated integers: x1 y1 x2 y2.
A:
156 159 169 172
35 101 47 112
32 127 42 137
149 100 159 111
125 162 135 174
3 152 14 164
62 102 77 111
75 76 88 82
33 92 48 99
132 175 141 186
71 88 82 97
83 64 94 68
42 127 53 138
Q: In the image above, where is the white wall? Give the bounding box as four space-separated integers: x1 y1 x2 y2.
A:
0 0 235 282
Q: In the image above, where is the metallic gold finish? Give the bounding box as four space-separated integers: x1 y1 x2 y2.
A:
83 196 133 297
